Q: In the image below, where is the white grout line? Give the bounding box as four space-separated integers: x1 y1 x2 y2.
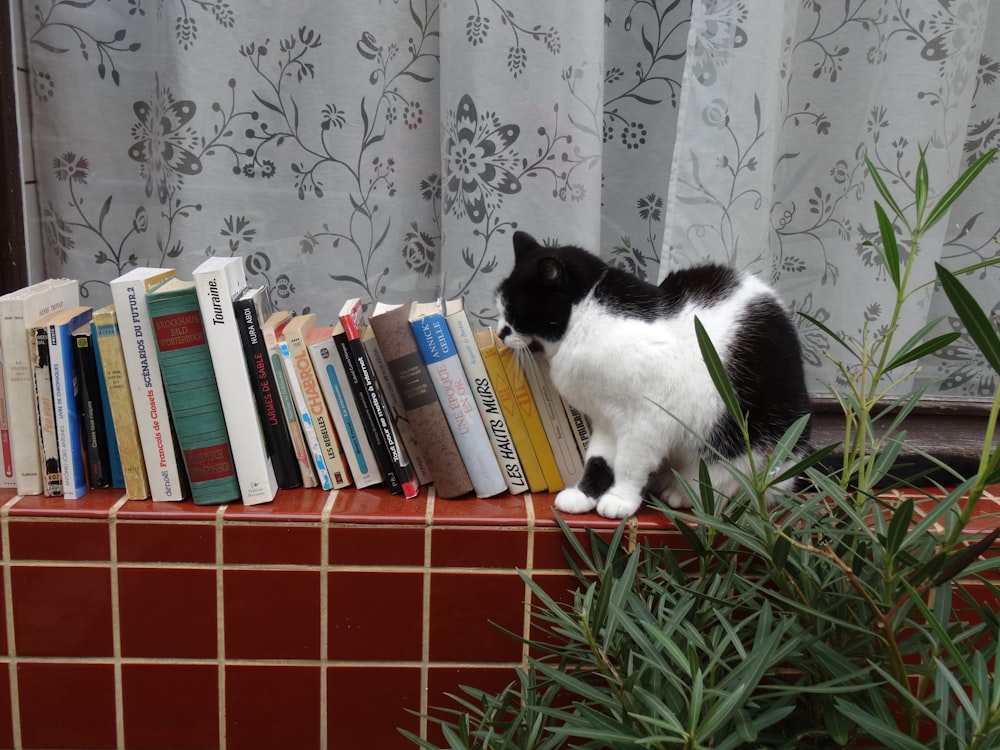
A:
215 504 227 750
1 495 21 750
522 493 536 667
108 494 128 750
420 486 435 743
319 489 337 750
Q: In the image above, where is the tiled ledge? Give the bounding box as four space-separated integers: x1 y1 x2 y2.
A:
0 485 997 750
0 487 687 750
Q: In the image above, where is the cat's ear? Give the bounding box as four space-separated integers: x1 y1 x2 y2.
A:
512 231 540 264
537 256 564 284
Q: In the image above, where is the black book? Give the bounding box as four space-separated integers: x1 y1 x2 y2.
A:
72 323 112 488
233 286 302 489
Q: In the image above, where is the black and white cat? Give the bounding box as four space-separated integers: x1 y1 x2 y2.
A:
495 231 811 519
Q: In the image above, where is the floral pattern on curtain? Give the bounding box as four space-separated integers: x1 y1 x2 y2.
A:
19 0 1000 398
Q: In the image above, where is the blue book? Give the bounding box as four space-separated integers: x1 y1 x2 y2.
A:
48 305 94 499
408 302 507 498
89 320 125 488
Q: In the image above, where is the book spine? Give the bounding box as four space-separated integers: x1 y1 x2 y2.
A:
90 321 124 489
92 310 151 500
148 289 241 505
332 327 402 495
49 313 90 499
523 353 584 489
261 322 317 488
0 358 13 488
192 263 277 505
497 344 564 492
31 326 61 496
73 329 112 488
284 326 351 488
110 276 186 501
278 339 333 490
478 335 547 493
562 400 592 462
411 312 506 498
233 297 302 489
307 335 382 488
362 334 432 485
447 310 528 494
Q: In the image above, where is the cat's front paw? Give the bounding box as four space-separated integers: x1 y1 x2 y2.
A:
661 489 693 510
596 490 642 519
554 487 598 514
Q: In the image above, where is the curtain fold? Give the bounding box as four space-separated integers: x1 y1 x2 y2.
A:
19 0 1000 398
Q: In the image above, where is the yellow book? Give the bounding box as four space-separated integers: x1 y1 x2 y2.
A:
477 329 546 493
92 305 151 500
494 337 563 493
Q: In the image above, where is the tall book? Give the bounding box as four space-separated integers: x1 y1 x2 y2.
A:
339 297 419 498
0 342 13 488
331 323 394 492
306 323 384 489
233 287 301 489
110 268 187 502
192 256 278 505
495 339 564 492
409 301 506 498
261 311 318 488
72 323 112 489
444 298 528 495
47 306 94 499
523 352 584 490
361 324 433 485
29 312 61 496
92 304 150 499
0 278 79 494
147 278 241 505
89 319 125 489
476 328 546 493
280 313 351 488
278 331 333 491
368 301 473 499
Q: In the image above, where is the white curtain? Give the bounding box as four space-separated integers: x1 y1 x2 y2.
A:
20 0 1000 398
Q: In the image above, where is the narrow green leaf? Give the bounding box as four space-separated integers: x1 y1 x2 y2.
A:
798 311 854 356
914 145 929 227
865 154 910 230
835 700 929 750
874 201 902 290
936 263 1000 374
886 332 960 371
922 147 997 232
694 317 746 432
886 498 913 555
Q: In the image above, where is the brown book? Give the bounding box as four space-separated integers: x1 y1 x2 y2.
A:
368 301 474 499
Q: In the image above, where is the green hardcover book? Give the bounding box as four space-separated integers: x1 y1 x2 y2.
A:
146 278 240 505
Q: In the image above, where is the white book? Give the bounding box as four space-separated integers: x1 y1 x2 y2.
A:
192 256 278 505
444 298 528 494
307 324 383 488
409 301 506 498
524 352 584 488
110 268 187 501
279 338 333 490
0 278 79 494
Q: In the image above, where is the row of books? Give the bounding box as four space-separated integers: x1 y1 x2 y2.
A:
0 261 592 504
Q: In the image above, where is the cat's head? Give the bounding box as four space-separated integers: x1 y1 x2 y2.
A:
495 231 608 353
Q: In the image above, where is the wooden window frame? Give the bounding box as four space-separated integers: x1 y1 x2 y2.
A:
1 6 29 295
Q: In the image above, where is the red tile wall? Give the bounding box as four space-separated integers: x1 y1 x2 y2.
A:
0 486 998 750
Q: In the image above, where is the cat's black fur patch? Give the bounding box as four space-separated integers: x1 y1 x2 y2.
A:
706 296 812 459
578 456 614 498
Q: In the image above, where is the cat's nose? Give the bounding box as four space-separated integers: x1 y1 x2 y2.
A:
497 324 511 341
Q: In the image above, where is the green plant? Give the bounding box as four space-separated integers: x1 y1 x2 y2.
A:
402 148 1000 749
